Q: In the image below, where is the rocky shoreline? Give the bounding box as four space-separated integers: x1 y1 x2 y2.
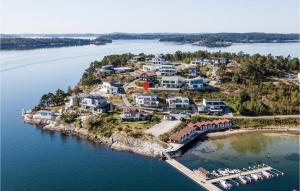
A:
22 114 167 158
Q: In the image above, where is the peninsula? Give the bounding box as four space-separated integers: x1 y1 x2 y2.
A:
22 50 300 158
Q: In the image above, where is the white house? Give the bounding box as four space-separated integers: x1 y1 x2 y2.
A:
159 63 177 76
142 64 157 72
161 76 184 88
151 55 166 65
100 81 125 95
135 94 159 108
33 110 58 120
79 94 109 112
166 96 190 109
199 98 228 113
185 77 205 90
191 58 205 65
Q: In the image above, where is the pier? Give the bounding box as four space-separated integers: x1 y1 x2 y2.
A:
207 166 272 183
165 159 222 191
164 155 283 191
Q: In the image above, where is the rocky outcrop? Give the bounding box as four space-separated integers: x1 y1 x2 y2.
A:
22 113 166 158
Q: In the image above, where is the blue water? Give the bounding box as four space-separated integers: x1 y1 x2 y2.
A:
1 40 299 191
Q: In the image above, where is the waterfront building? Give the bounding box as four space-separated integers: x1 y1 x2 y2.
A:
33 110 58 120
166 96 190 109
134 94 159 108
170 119 233 144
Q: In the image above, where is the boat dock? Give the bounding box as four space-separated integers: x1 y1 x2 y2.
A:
164 154 284 191
208 166 272 183
165 159 222 191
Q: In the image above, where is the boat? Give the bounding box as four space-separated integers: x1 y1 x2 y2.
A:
219 180 232 189
237 176 247 184
244 176 252 183
262 171 272 179
250 173 259 181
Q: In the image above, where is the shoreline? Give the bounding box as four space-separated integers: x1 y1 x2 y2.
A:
206 126 300 139
23 113 299 159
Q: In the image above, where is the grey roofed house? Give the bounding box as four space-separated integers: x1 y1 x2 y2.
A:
188 66 200 78
99 65 115 75
68 93 110 113
120 106 149 121
130 56 145 62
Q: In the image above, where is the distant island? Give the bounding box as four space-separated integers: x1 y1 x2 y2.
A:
0 37 112 50
1 32 299 50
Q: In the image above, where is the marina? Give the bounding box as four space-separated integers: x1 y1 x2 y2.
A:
165 156 284 191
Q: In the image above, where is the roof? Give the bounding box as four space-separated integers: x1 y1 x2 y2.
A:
141 71 157 77
161 75 183 81
122 106 140 113
170 119 231 141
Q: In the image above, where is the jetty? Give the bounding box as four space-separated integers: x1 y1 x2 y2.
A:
165 158 222 191
164 152 283 191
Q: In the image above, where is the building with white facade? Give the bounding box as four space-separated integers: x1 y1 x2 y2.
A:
166 96 190 109
161 76 184 88
100 80 125 95
134 94 159 108
142 64 157 72
159 63 176 76
185 77 205 90
33 110 58 120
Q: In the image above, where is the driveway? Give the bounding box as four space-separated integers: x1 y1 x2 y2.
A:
146 120 182 137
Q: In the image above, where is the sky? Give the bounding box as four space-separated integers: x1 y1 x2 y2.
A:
0 0 299 34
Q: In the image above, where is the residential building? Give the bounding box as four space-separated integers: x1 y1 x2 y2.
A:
33 110 58 120
142 64 157 72
161 76 184 88
140 71 157 83
170 119 233 144
79 93 110 112
134 94 159 108
151 54 166 65
120 106 149 121
114 67 133 73
99 65 114 75
188 66 200 78
199 99 228 113
166 96 190 109
185 77 205 90
100 80 125 95
159 63 176 76
130 56 145 62
211 57 230 65
191 58 205 65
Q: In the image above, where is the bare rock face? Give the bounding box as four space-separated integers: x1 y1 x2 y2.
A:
110 133 164 157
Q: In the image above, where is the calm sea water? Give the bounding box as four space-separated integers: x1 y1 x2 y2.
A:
1 40 299 191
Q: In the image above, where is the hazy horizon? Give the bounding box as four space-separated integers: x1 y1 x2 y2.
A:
1 0 299 34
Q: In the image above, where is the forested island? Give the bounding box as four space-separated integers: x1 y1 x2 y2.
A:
99 32 300 47
0 37 112 50
1 32 299 50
